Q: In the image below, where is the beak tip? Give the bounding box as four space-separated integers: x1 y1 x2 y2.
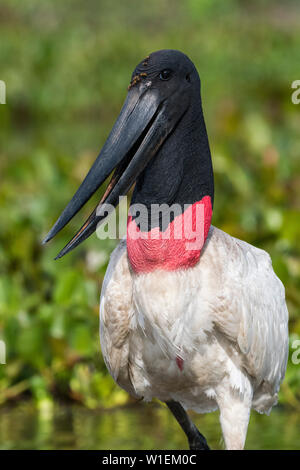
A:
54 250 65 260
42 227 56 245
54 242 73 260
42 215 67 246
41 236 49 245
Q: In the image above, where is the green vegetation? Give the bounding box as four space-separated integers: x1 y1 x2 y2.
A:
0 0 299 447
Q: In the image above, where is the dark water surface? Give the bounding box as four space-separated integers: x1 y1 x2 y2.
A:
0 402 298 450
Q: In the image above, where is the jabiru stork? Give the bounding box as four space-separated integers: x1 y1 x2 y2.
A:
43 50 289 450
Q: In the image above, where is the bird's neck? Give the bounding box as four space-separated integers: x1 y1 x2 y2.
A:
127 101 214 273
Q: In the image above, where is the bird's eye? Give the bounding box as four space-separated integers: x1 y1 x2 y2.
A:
186 73 191 83
159 69 172 81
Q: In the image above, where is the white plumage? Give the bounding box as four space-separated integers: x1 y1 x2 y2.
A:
100 225 289 449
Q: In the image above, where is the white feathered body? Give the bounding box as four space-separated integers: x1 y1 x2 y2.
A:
99 225 288 447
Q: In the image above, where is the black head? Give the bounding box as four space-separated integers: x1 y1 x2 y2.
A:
129 49 200 98
42 49 213 257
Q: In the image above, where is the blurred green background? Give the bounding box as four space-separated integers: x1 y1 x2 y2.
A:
0 0 300 450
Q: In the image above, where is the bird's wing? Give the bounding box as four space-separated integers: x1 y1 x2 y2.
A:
99 238 137 395
206 227 289 392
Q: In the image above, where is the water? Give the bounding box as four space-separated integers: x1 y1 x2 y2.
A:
0 401 298 450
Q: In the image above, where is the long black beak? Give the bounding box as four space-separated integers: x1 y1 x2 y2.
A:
42 83 185 259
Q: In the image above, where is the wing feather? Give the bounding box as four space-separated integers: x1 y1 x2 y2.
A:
207 227 289 393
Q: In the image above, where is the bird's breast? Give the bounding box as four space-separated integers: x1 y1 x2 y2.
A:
126 195 212 273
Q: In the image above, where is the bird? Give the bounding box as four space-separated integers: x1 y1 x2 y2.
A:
43 49 289 450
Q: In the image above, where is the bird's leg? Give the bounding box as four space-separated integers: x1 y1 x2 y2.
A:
165 401 210 450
